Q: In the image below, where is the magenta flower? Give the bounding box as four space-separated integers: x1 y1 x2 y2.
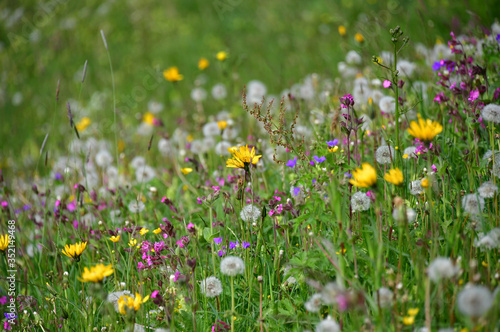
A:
213 237 223 245
151 290 159 298
187 223 195 229
468 89 479 102
242 241 251 249
176 240 184 248
383 80 392 88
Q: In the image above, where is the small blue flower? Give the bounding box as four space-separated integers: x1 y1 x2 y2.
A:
292 187 301 196
326 139 338 147
229 241 239 249
313 155 326 163
286 157 297 168
242 241 251 249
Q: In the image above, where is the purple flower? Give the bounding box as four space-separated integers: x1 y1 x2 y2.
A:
286 157 297 168
497 34 500 42
137 262 145 271
213 237 223 245
344 172 352 179
0 297 7 305
468 89 479 102
383 80 392 88
292 187 301 196
55 172 63 181
432 60 444 71
326 139 338 147
151 290 159 298
218 246 226 257
229 241 239 249
313 155 326 163
242 241 251 249
431 164 438 173
173 270 181 282
340 93 354 108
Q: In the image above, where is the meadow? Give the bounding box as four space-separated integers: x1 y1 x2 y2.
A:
1 0 500 331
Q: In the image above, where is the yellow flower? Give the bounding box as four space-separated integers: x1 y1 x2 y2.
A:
128 239 137 247
421 178 429 188
0 234 10 251
79 264 114 283
355 32 364 43
349 163 377 188
139 228 149 236
163 67 183 82
181 168 193 175
328 146 339 153
384 168 403 185
117 293 149 315
198 57 209 70
216 51 228 61
153 228 161 234
402 315 415 326
407 115 443 143
186 134 193 142
109 235 120 243
62 241 87 261
217 120 227 130
338 25 346 36
75 117 91 132
407 308 419 316
143 112 155 125
402 154 408 159
226 145 262 169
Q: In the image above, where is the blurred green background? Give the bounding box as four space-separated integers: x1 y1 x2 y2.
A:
0 0 497 170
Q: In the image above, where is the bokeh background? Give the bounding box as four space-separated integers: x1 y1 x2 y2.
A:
1 0 497 171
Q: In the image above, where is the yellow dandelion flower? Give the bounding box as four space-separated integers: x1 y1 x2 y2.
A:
75 117 91 132
128 239 137 247
349 163 377 188
118 293 149 315
338 25 346 36
139 228 149 236
403 154 408 159
216 51 228 61
198 57 209 70
109 235 120 243
153 228 161 234
421 178 429 188
407 115 443 143
402 315 415 326
143 112 155 125
62 241 87 261
0 234 10 251
217 120 227 130
384 168 403 186
79 264 114 283
407 308 419 316
181 168 193 175
355 32 364 43
163 67 183 82
226 145 262 169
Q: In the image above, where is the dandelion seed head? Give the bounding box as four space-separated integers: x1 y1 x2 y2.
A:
128 201 145 213
351 191 370 212
397 60 416 77
211 83 227 100
240 204 261 222
392 206 417 223
135 165 156 183
480 104 500 123
129 156 146 169
379 96 396 114
462 193 485 215
321 282 343 305
305 293 323 312
315 316 340 332
374 287 393 308
200 276 223 298
345 50 362 65
409 180 424 195
478 181 498 198
95 150 113 168
203 122 221 137
427 257 459 282
220 256 245 276
457 285 493 317
190 87 207 102
375 145 395 164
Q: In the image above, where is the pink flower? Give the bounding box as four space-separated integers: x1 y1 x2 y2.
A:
468 89 479 102
383 80 392 88
151 290 159 298
176 240 184 248
187 223 195 229
137 262 145 271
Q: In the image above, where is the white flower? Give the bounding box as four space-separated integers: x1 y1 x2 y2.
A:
369 89 385 104
462 193 485 215
299 83 315 100
158 138 173 157
211 83 227 100
305 293 323 312
220 256 245 276
135 165 156 183
240 204 261 222
216 110 231 121
315 316 340 332
475 228 500 249
427 257 459 282
337 61 357 78
480 104 500 123
129 156 146 169
191 87 207 102
392 206 417 223
375 145 395 164
148 100 164 114
397 60 416 77
457 285 493 317
345 50 362 65
95 150 113 168
215 141 232 156
478 181 498 198
379 96 396 114
222 126 239 140
374 287 393 308
107 291 133 312
200 276 223 297
403 146 417 159
352 84 372 105
203 122 221 137
409 180 424 195
190 139 205 154
247 80 267 104
351 191 370 212
128 201 145 213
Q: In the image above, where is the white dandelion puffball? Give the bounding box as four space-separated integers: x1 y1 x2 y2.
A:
305 293 323 312
212 83 227 100
240 204 261 222
374 287 393 308
351 191 370 212
475 228 500 249
148 100 164 114
457 285 493 317
379 96 396 113
200 276 223 298
247 80 267 104
95 150 113 168
409 180 424 196
158 138 173 157
427 257 459 282
220 256 245 276
478 181 498 198
397 59 416 77
462 193 485 215
376 145 395 164
215 141 232 156
403 146 417 159
203 121 221 137
345 50 362 65
128 200 145 213
107 291 133 312
315 316 340 332
135 165 156 183
190 87 207 102
392 206 417 223
480 104 500 123
321 282 343 305
222 126 239 140
129 156 146 169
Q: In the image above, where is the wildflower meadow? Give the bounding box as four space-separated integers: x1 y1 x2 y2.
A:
1 1 500 331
